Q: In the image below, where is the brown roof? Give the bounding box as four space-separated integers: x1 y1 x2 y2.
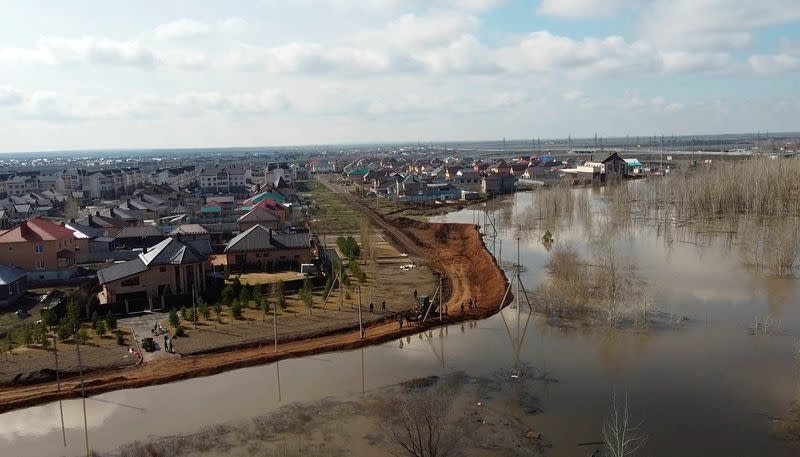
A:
0 218 77 243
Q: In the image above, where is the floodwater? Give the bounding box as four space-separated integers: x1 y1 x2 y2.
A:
3 189 800 457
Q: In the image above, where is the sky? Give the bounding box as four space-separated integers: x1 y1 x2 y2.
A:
0 0 798 152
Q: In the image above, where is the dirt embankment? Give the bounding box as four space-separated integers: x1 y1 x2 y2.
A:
0 220 510 414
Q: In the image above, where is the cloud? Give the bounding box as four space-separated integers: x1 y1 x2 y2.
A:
641 0 800 50
153 17 249 40
748 54 800 75
11 89 290 121
495 31 660 77
0 36 156 68
224 42 395 73
263 0 504 11
152 18 211 41
0 87 23 106
538 0 637 18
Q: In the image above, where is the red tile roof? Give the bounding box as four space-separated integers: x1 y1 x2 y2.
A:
0 218 78 243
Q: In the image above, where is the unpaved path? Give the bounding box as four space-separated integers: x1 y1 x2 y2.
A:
0 183 510 414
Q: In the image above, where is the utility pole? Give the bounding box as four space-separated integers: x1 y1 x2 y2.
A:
438 274 443 321
357 286 364 339
53 333 66 447
74 325 89 457
273 299 278 353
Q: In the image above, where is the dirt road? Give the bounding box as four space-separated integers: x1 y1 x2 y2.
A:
0 186 510 414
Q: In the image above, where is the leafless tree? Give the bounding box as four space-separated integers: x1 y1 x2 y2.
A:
376 384 462 457
603 392 647 457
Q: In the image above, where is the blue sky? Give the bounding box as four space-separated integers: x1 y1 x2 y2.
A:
0 0 798 152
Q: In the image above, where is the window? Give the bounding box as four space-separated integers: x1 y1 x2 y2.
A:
7 247 12 252
35 259 44 270
35 245 44 253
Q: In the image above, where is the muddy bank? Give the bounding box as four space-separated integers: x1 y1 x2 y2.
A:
101 370 549 457
0 220 511 414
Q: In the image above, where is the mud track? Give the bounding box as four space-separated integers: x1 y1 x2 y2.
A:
0 183 510 414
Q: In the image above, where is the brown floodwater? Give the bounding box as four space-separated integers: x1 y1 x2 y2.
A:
2 189 800 456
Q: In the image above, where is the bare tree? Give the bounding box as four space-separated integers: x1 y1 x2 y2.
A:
376 384 461 457
603 392 647 457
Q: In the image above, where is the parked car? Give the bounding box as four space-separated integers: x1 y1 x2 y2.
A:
140 337 156 352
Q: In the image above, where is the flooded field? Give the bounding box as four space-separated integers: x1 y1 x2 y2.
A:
3 188 800 457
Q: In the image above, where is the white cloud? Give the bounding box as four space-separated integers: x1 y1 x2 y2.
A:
218 17 249 34
11 89 289 121
0 36 156 68
0 87 23 106
224 42 395 73
495 31 660 77
263 0 504 11
660 51 735 73
641 0 800 50
538 0 637 18
153 18 211 41
748 54 800 75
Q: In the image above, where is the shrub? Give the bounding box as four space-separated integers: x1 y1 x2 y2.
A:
252 284 263 305
67 299 81 321
169 308 180 327
105 311 118 330
213 302 223 321
239 286 251 306
174 326 185 337
78 327 89 344
274 281 286 310
300 277 313 314
231 302 243 320
199 302 211 320
180 306 188 321
115 330 125 346
37 324 50 348
95 320 107 337
57 318 72 342
221 285 236 306
19 323 33 347
41 307 58 328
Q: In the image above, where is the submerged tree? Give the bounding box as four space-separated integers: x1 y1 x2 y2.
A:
376 383 462 457
603 392 647 457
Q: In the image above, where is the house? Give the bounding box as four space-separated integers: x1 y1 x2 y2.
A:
0 264 27 307
453 170 482 192
624 158 643 174
481 173 516 196
0 210 9 230
593 152 628 180
224 225 314 272
237 206 282 231
348 168 370 184
397 175 426 197
113 225 164 250
97 237 210 304
489 160 511 175
562 166 602 184
0 217 88 280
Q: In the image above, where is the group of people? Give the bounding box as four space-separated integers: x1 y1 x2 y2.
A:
151 322 174 352
368 299 387 313
163 334 173 353
460 297 478 315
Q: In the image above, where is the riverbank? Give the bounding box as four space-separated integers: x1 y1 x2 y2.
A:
0 219 511 413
